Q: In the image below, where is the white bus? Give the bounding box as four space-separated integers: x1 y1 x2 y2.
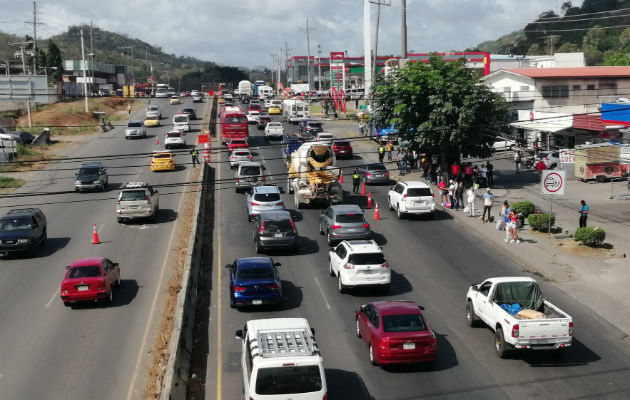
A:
155 84 169 98
238 80 253 97
282 99 310 123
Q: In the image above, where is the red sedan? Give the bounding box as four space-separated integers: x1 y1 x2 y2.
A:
60 257 120 306
227 139 249 152
332 140 353 159
355 300 437 365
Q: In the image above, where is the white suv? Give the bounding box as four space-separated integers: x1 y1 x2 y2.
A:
235 318 327 400
164 129 186 149
125 120 146 139
328 239 391 293
387 181 436 219
172 114 190 132
116 182 159 223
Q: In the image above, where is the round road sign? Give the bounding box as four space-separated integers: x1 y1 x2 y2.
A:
543 172 563 193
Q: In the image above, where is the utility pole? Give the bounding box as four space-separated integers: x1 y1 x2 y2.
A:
80 29 88 112
10 40 34 127
371 0 391 91
401 0 407 59
280 42 292 87
90 20 97 94
300 19 315 101
317 44 323 91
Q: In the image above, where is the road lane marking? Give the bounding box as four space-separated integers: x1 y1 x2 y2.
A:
125 177 188 400
45 287 60 308
314 278 331 310
216 139 223 400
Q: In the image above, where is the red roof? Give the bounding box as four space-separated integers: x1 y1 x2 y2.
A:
505 67 630 79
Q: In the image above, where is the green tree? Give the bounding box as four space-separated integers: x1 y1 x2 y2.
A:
369 55 509 164
527 43 544 55
619 28 630 51
603 51 630 65
46 40 64 83
556 42 579 52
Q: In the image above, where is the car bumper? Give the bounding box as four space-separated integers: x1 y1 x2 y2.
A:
342 271 391 287
236 181 263 189
513 338 572 350
257 236 299 249
61 290 109 303
174 126 190 132
151 164 175 171
126 132 144 138
376 347 437 364
164 141 185 148
117 209 155 219
250 205 286 216
333 150 353 158
330 231 372 241
402 204 436 214
75 182 103 191
231 293 282 307
365 175 389 184
0 241 35 253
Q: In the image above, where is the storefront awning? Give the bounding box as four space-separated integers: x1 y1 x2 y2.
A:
511 116 573 133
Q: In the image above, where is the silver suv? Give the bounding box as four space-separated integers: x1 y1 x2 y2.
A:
116 182 159 223
246 186 285 221
319 204 371 245
235 162 265 193
125 120 146 139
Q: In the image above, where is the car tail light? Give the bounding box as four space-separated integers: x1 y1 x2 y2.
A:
385 172 389 176
236 178 239 184
403 194 407 199
277 201 285 206
250 202 260 206
366 172 372 176
512 324 519 338
381 262 389 268
331 224 342 229
569 322 574 336
344 263 354 269
267 284 280 290
97 283 106 291
147 196 151 204
289 218 296 232
258 221 265 234
322 394 327 400
233 286 246 292
248 155 252 159
378 337 390 350
261 176 265 182
361 223 369 228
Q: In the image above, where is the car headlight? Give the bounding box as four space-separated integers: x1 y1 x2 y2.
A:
17 238 30 244
75 180 81 185
94 180 101 184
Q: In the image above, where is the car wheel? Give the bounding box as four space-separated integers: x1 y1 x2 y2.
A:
255 241 262 254
40 229 47 246
117 218 123 224
466 301 479 327
495 328 508 358
550 163 557 170
319 221 325 235
328 260 334 276
356 318 362 337
327 231 334 246
388 196 394 211
106 289 113 304
596 175 606 183
381 284 391 294
397 204 403 219
337 274 346 293
369 344 378 365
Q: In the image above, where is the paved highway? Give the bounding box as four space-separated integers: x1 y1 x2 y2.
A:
0 97 207 400
207 104 630 400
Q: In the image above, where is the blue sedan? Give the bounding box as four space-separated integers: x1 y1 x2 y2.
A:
226 257 282 308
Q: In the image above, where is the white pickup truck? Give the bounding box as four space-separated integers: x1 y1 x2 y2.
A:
466 277 573 358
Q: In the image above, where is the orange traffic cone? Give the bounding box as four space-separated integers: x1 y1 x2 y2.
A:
367 192 372 209
339 169 344 183
374 203 380 220
361 180 366 196
91 224 100 244
156 135 160 145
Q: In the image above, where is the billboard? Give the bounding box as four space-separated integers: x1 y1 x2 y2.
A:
0 75 50 103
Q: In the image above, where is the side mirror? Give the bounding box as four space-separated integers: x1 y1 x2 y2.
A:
225 263 232 269
320 210 325 215
274 262 281 267
471 284 479 291
359 304 366 312
278 187 285 194
235 330 244 339
418 305 425 311
311 328 315 336
65 265 70 270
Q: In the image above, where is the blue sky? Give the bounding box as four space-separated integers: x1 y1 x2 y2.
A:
0 0 573 68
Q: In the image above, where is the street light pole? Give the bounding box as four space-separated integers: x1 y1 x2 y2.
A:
80 29 89 112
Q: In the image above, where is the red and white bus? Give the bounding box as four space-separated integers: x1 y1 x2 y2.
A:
221 106 248 143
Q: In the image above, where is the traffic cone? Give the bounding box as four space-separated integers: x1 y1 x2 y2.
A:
361 180 366 196
374 203 380 220
367 192 372 209
91 224 100 244
156 135 159 145
339 169 344 183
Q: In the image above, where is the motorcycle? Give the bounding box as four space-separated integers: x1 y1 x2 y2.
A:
522 156 535 169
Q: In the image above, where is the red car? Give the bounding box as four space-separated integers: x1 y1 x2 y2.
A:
355 300 437 365
60 257 121 306
227 139 249 152
332 140 353 159
248 103 262 114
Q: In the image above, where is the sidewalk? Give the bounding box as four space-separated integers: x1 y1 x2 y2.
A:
323 118 630 336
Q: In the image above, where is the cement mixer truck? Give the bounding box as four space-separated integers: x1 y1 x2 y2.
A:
286 141 343 208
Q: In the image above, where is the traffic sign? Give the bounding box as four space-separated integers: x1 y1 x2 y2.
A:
541 170 565 195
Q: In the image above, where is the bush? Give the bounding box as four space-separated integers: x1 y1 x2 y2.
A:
527 213 555 232
511 201 536 218
574 227 606 247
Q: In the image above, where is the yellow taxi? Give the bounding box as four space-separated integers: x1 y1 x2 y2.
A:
151 151 176 171
169 95 180 105
144 116 160 127
268 105 281 115
218 97 224 104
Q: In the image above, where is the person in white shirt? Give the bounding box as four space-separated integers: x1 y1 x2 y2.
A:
481 188 494 223
466 186 476 217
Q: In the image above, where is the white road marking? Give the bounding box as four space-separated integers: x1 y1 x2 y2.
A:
45 287 60 308
138 224 159 230
314 278 331 310
125 181 188 400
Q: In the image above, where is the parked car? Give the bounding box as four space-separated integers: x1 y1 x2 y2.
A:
0 208 47 256
164 129 186 149
227 138 249 152
358 163 390 184
235 161 265 193
3 131 35 144
319 204 371 245
226 257 282 308
257 116 273 130
116 182 159 223
253 210 298 253
492 137 517 151
537 151 560 169
151 150 176 171
229 149 253 168
332 140 353 159
387 181 436 219
246 185 285 221
172 114 190 132
60 257 121 306
181 108 197 120
264 121 284 139
125 120 146 139
246 110 261 124
355 300 437 365
328 239 390 293
74 162 108 191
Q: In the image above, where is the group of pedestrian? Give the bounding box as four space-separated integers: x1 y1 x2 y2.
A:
499 200 521 244
450 161 494 187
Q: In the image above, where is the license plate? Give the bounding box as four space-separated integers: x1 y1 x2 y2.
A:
3 240 16 244
347 228 357 232
274 233 283 237
339 150 346 153
363 269 373 274
414 201 425 205
531 338 548 344
77 285 89 292
129 206 139 209
252 300 262 305
246 177 255 182
403 343 415 350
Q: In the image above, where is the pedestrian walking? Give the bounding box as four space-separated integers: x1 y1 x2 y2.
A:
397 152 407 175
352 169 361 193
413 151 419 170
579 200 589 227
455 181 464 210
514 151 521 174
465 185 476 217
436 164 442 184
451 162 461 181
448 180 456 208
190 148 199 167
387 141 393 161
438 179 448 205
481 188 494 222
464 163 473 187
127 103 132 114
422 160 430 181
486 161 494 186
508 208 521 243
500 201 511 242
378 144 385 163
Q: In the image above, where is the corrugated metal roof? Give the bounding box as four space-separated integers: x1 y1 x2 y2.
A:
504 67 630 78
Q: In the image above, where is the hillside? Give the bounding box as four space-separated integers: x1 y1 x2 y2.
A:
472 0 630 66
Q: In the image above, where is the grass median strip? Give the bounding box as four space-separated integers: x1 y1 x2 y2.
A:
0 176 25 188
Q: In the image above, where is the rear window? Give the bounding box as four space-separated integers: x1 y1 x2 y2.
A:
382 314 426 332
263 219 292 231
67 265 102 279
226 115 247 124
128 122 142 128
254 193 281 202
174 116 188 123
120 190 147 201
348 252 385 265
237 267 273 280
234 151 250 157
268 122 281 127
166 132 181 138
367 163 386 170
308 122 322 128
153 153 171 159
335 214 365 223
256 366 322 395
240 166 261 175
406 188 432 197
334 141 350 146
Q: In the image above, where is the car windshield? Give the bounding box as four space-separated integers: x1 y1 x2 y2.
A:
226 115 247 124
148 107 158 111
183 109 194 113
153 153 171 159
268 123 281 127
67 265 102 279
120 190 147 201
240 166 261 175
336 214 365 223
237 267 273 279
308 122 322 128
78 167 99 177
234 151 250 157
166 132 181 138
334 141 350 146
256 366 322 395
382 314 426 332
128 122 142 128
348 252 385 265
406 188 432 197
0 217 32 231
249 112 260 116
174 116 188 123
367 163 386 171
231 141 247 146
254 193 281 202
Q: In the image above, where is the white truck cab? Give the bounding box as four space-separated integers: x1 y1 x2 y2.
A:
235 318 327 400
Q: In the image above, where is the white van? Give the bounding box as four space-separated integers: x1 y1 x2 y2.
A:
172 114 190 132
235 318 327 400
